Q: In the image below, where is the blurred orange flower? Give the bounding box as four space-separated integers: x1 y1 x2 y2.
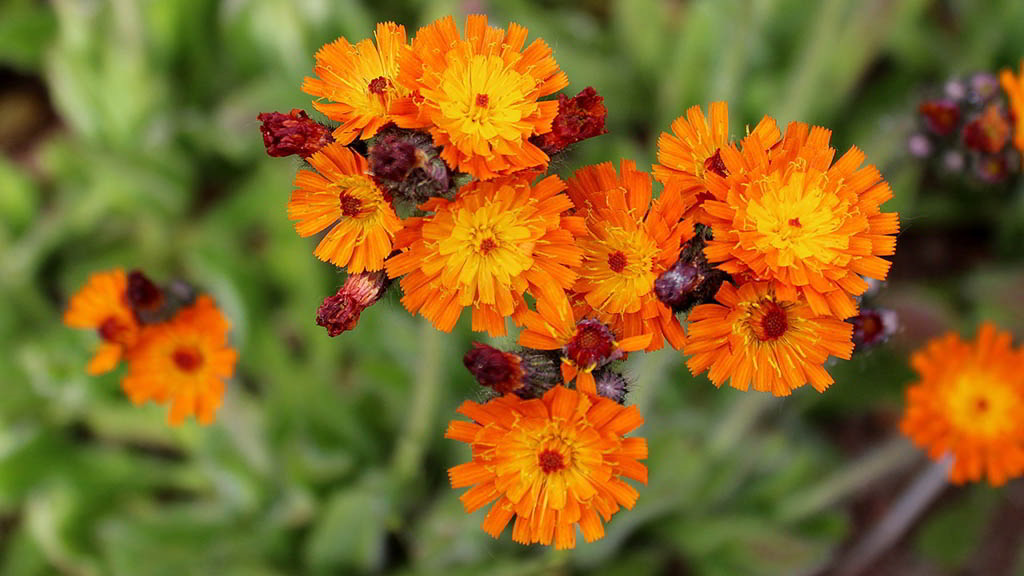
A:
122 295 237 426
445 385 647 549
999 60 1024 154
901 323 1024 486
63 268 139 375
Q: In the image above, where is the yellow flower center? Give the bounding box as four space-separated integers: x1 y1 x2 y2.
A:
437 197 535 302
436 53 536 146
944 370 1020 439
581 226 658 314
745 171 850 269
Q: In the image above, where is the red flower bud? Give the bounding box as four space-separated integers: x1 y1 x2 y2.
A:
315 271 390 337
531 87 608 155
258 109 333 158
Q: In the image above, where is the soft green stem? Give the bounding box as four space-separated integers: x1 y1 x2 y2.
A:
391 320 442 484
707 392 777 457
777 436 921 523
779 0 846 123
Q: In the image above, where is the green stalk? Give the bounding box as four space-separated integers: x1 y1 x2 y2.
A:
391 320 443 484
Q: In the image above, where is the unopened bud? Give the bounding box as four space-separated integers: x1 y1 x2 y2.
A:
463 343 560 399
654 261 700 310
531 87 608 155
655 228 730 313
368 128 452 204
127 270 164 313
852 308 899 349
918 99 960 137
258 109 333 158
593 369 629 404
315 271 390 337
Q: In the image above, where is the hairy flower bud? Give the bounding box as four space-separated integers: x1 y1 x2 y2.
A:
654 226 730 313
852 308 899 349
368 128 452 205
258 109 333 158
315 271 390 337
463 343 560 399
531 87 608 155
593 368 630 404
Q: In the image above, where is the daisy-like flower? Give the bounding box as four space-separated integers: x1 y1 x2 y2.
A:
702 122 900 319
519 296 651 395
445 385 647 549
901 323 1024 486
122 295 237 426
288 142 403 273
999 60 1024 154
302 22 408 144
567 160 693 351
392 14 568 179
64 268 140 375
386 174 583 337
652 102 779 219
683 281 854 396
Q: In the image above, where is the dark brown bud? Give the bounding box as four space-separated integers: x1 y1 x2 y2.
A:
531 87 608 155
463 343 526 395
127 270 164 313
851 308 899 349
315 271 390 337
654 261 700 309
368 127 452 204
655 226 730 313
258 109 333 158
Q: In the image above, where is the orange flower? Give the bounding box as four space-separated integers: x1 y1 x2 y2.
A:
683 281 854 396
567 160 693 351
999 60 1024 154
63 269 139 375
519 295 651 395
445 385 647 549
302 22 408 144
392 15 568 179
653 102 779 219
386 174 582 336
901 323 1024 486
702 122 900 319
122 295 237 426
288 142 402 273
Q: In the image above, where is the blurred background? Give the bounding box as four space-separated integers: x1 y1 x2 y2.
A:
3 0 1024 574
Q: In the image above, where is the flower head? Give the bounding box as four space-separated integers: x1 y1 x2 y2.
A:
288 142 402 273
683 282 854 396
1000 60 1024 154
653 102 779 219
567 160 693 351
302 22 408 144
519 296 651 394
531 86 608 155
386 174 582 336
64 269 140 375
702 122 900 319
445 385 647 549
392 15 568 179
901 323 1024 486
122 295 237 426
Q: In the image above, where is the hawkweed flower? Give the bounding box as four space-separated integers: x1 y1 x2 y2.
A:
64 269 140 375
288 142 403 273
519 296 651 395
567 160 693 351
445 385 647 549
462 343 561 398
530 86 608 155
315 270 391 336
122 295 237 426
386 174 583 336
257 109 333 158
684 282 854 396
1000 60 1024 155
900 323 1024 486
653 102 779 220
392 15 568 180
302 22 408 144
702 122 900 319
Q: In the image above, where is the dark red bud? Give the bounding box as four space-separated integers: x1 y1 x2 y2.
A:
258 109 333 158
532 87 608 155
315 271 390 337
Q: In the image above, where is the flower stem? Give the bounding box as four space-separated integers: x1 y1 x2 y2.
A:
391 320 442 484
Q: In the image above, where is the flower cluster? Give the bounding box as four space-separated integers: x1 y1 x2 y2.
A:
909 63 1024 185
64 269 236 426
901 323 1024 486
258 15 901 548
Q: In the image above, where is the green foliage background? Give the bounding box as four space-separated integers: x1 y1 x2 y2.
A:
2 0 1024 575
